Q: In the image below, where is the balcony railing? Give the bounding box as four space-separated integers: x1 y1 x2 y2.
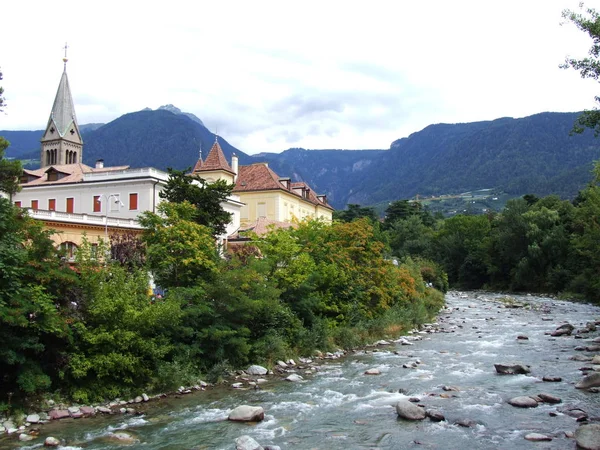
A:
83 167 169 181
26 208 142 229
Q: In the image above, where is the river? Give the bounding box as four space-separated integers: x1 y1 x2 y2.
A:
3 291 600 449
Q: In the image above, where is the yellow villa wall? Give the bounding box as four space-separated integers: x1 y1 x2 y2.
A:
39 221 142 248
239 190 333 225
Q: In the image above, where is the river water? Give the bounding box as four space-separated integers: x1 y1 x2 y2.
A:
4 291 600 449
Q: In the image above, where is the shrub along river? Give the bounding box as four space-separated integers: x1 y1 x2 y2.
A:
3 291 600 449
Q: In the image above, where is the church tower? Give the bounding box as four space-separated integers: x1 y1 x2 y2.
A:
40 47 83 168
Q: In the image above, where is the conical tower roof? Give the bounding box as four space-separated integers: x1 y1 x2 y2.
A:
193 138 235 175
48 67 78 137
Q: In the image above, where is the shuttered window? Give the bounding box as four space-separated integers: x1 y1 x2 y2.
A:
31 200 38 210
66 197 74 213
48 199 56 211
93 195 101 212
129 193 138 211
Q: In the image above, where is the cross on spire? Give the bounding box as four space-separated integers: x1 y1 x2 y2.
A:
63 42 69 70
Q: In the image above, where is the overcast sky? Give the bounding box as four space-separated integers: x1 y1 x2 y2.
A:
2 0 599 154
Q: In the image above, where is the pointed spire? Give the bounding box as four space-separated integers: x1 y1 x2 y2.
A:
49 56 78 137
40 51 83 168
192 142 204 173
195 138 234 174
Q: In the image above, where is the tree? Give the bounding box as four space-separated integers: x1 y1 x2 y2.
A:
0 70 22 198
0 198 76 406
561 5 600 134
139 201 220 289
334 204 378 223
159 168 233 237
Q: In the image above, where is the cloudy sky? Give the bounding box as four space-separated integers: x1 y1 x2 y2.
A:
2 0 599 154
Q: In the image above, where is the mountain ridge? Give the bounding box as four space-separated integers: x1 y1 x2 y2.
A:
3 110 600 209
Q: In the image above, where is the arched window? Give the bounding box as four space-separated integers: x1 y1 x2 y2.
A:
59 241 78 261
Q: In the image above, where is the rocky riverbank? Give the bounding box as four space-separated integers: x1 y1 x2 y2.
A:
2 291 600 449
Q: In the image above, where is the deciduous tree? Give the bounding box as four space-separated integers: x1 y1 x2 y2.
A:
562 5 600 134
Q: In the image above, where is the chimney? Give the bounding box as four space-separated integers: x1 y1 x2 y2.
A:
279 177 291 190
95 159 104 169
231 153 238 182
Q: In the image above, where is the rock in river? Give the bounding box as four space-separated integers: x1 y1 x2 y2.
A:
285 374 303 382
235 435 264 450
538 393 561 404
524 433 552 441
425 409 445 421
44 436 60 447
576 372 600 389
551 323 574 336
575 423 600 450
364 368 381 375
228 405 265 422
507 396 538 408
396 400 426 420
494 363 531 375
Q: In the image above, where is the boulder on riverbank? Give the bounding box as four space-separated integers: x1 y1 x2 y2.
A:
395 400 426 420
494 363 531 375
246 365 268 376
228 405 265 422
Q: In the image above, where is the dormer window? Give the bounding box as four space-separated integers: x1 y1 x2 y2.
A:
48 171 58 182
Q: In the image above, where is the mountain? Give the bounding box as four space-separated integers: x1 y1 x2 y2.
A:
156 104 204 127
1 130 43 159
4 110 600 210
347 112 600 205
82 109 252 169
257 112 600 208
253 148 386 207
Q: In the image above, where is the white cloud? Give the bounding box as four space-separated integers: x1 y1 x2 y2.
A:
2 0 598 154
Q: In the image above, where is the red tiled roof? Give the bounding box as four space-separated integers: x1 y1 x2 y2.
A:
193 140 234 175
21 163 130 186
233 163 334 210
233 163 283 192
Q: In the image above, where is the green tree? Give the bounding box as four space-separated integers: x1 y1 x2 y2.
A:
562 5 600 134
384 200 434 229
568 162 600 301
0 68 22 197
0 198 75 406
139 201 219 289
433 214 491 288
334 204 378 223
387 214 435 260
160 168 233 237
65 247 181 402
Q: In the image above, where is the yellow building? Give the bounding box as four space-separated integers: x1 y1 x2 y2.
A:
192 140 334 229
